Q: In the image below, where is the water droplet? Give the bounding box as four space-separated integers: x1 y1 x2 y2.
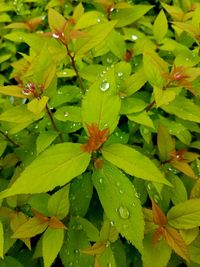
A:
64 112 69 117
132 202 135 207
119 189 124 194
131 35 138 41
57 90 63 95
106 57 113 64
154 195 160 203
135 192 140 198
118 206 130 219
97 18 101 23
100 80 110 92
99 178 103 184
52 33 59 39
117 72 123 77
69 262 73 267
110 221 115 226
74 249 79 254
116 182 120 187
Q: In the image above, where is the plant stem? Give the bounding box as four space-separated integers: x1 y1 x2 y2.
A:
65 44 85 94
145 100 156 111
45 105 64 142
0 130 19 147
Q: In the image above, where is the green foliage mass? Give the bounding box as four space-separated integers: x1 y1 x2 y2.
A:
0 0 200 266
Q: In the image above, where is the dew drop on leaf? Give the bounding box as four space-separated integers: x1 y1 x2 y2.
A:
99 178 103 184
131 35 138 41
100 80 110 92
117 72 123 77
64 112 69 117
119 189 124 194
118 206 130 219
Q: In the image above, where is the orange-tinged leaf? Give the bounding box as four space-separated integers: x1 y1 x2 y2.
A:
152 226 165 245
82 123 109 153
12 217 49 239
48 216 67 229
184 152 199 162
32 209 49 223
171 160 197 179
151 200 168 226
48 8 66 34
162 226 190 263
80 241 107 256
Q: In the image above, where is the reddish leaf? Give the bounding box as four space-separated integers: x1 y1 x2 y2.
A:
151 200 168 226
48 216 67 229
170 160 197 179
152 226 165 245
82 123 109 153
162 226 190 263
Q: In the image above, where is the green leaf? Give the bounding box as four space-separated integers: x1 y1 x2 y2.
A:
143 51 168 87
48 185 70 220
124 68 147 96
55 106 81 122
128 111 155 129
0 143 91 199
0 86 26 98
75 21 116 56
75 217 99 242
142 233 171 267
102 143 171 186
153 10 168 43
167 199 200 229
12 217 48 239
42 227 64 267
157 125 175 161
0 105 35 123
120 97 146 114
28 193 50 216
82 67 121 134
167 173 188 205
48 8 66 33
189 235 200 264
110 5 153 27
69 173 93 217
0 140 7 157
60 218 94 267
36 131 58 155
0 221 4 259
27 96 49 117
161 96 200 123
106 30 126 59
92 161 144 252
153 86 176 107
75 11 106 29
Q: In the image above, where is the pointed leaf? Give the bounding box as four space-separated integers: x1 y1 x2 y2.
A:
48 185 70 220
75 21 116 56
152 200 168 226
36 131 58 155
142 233 171 267
163 226 189 263
157 125 175 161
12 217 48 239
0 143 91 199
82 67 121 134
170 160 197 179
0 85 27 98
27 96 49 117
110 5 153 27
48 8 66 33
102 143 171 186
161 96 200 123
92 161 144 252
153 10 168 43
42 227 64 267
167 199 200 229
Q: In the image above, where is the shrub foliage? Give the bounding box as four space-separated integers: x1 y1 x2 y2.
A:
0 0 200 266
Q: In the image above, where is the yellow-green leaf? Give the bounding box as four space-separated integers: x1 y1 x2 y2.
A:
0 143 91 199
102 143 171 186
0 85 27 98
0 220 4 258
153 10 168 43
42 227 64 267
27 96 49 117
